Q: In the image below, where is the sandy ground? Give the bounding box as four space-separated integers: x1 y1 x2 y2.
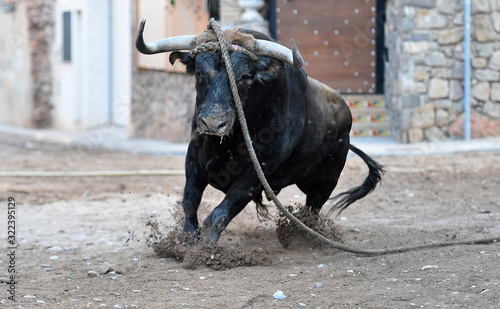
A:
0 132 499 308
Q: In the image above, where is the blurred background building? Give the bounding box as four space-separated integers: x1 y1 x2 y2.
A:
1 0 499 143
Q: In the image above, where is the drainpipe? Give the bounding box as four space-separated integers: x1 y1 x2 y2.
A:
108 0 113 123
463 0 471 140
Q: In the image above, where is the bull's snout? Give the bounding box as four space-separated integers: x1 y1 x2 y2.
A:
198 116 232 136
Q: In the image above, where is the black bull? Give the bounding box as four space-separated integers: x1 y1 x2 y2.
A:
138 28 384 244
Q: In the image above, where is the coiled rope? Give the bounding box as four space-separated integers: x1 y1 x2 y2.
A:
206 18 498 255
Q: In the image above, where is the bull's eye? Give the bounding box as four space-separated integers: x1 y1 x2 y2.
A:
194 71 206 86
238 74 254 86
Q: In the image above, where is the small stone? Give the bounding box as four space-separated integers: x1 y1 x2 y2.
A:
414 66 429 81
315 282 323 288
475 43 495 58
317 264 326 268
484 102 500 119
437 0 453 14
403 41 428 54
472 15 498 42
471 0 491 14
273 290 286 300
472 58 487 69
436 109 449 126
87 271 101 277
449 80 464 101
471 82 490 102
424 126 447 141
411 103 435 129
493 11 500 32
415 11 447 29
475 69 500 81
437 28 463 45
408 128 424 143
450 111 500 138
491 83 500 102
429 78 449 99
426 51 447 67
49 256 59 260
421 265 439 271
48 246 63 252
489 51 500 70
404 0 436 8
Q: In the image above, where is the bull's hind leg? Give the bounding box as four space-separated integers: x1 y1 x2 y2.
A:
182 143 208 244
297 137 349 214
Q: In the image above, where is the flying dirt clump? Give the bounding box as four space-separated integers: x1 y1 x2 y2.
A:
140 209 272 270
276 203 344 249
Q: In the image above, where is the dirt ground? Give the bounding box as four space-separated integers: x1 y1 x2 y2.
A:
0 132 499 308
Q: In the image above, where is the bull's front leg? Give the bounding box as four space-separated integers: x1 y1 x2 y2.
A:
202 172 262 244
181 143 208 244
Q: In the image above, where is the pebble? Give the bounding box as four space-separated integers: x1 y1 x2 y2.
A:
87 271 100 277
315 282 323 288
133 290 141 293
48 246 63 252
273 290 286 300
317 264 326 268
299 303 306 306
49 256 59 260
421 265 439 271
41 264 50 267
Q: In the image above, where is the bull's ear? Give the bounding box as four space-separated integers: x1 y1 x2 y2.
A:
255 58 284 83
169 52 196 74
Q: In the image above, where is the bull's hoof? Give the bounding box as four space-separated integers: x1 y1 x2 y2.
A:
182 229 201 247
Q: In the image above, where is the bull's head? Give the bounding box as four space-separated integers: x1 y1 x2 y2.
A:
136 20 303 137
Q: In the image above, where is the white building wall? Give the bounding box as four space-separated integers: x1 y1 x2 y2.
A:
0 0 32 126
52 0 131 131
111 0 132 128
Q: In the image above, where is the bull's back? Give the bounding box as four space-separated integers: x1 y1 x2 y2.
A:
305 77 352 141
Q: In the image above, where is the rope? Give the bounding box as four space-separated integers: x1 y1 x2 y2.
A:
190 42 258 61
206 18 499 255
0 170 185 177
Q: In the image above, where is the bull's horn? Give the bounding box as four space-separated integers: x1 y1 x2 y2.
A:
136 19 197 54
254 39 304 69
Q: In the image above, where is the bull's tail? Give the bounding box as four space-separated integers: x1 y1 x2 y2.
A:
329 144 384 214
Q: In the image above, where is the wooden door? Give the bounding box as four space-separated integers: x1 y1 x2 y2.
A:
276 0 378 94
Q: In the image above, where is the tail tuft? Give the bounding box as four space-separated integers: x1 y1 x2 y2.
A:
329 144 384 215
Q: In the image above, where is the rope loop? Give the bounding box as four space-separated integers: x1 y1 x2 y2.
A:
189 21 258 62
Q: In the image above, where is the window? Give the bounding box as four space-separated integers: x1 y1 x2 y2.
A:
136 0 209 71
62 11 71 62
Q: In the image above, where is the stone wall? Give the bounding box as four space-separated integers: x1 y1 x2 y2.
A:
385 0 500 142
27 0 55 128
